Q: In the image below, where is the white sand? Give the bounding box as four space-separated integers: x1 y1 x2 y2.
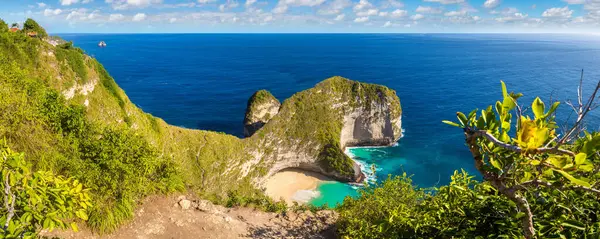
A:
264 169 331 205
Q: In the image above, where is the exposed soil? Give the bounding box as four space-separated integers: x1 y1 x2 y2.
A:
44 195 338 239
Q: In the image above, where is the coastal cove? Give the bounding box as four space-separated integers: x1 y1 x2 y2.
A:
59 33 600 207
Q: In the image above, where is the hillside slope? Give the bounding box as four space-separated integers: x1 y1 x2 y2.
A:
0 20 401 232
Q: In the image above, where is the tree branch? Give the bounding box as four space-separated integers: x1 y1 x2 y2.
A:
514 179 600 197
470 130 576 157
465 129 535 239
3 173 15 229
559 76 600 145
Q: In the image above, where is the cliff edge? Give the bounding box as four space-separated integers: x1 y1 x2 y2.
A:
243 77 402 184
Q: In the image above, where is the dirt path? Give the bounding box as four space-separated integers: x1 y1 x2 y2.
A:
45 195 338 239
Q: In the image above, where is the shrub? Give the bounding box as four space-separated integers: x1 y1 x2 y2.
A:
0 141 91 238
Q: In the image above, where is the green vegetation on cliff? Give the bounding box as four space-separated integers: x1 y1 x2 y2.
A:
0 19 403 235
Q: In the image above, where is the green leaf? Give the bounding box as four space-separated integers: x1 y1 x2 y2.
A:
442 120 461 127
490 158 502 170
561 220 585 230
575 153 587 165
554 169 591 187
550 157 566 169
546 102 560 116
532 97 545 119
530 160 541 166
456 112 468 126
579 164 594 172
501 80 508 98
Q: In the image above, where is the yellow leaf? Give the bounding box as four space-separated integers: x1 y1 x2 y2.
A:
71 222 79 232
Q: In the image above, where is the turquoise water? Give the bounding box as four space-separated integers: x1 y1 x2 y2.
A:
58 34 600 208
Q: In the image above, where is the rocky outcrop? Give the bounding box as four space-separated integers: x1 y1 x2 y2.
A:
340 100 402 147
244 77 402 185
244 90 280 137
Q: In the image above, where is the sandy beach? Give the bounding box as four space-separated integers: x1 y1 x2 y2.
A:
264 169 331 205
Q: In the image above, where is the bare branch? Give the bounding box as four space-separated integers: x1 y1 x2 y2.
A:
578 69 584 109
559 77 600 145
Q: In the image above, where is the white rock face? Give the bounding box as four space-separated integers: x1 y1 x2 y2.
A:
340 101 402 147
62 77 97 100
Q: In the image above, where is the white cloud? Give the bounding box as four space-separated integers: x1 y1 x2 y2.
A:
169 17 177 23
382 21 391 27
378 11 388 16
110 0 163 10
245 0 257 6
60 0 79 5
490 7 518 15
423 0 464 4
353 0 373 11
198 0 217 3
272 4 288 13
356 9 378 16
381 0 403 9
334 13 345 20
562 0 585 4
410 13 424 20
495 12 527 22
542 6 573 18
219 0 239 11
37 2 47 8
317 0 351 15
132 13 147 21
109 13 125 21
272 0 326 14
390 9 407 17
415 6 442 14
353 16 369 22
43 8 63 16
444 10 467 16
483 0 501 9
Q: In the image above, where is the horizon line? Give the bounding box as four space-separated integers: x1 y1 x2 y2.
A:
52 32 600 35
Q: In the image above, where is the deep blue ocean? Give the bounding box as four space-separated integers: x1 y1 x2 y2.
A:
59 34 600 206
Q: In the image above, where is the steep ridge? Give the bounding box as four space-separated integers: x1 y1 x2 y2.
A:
0 20 401 232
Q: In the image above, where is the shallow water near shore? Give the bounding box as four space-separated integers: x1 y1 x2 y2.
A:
59 33 600 208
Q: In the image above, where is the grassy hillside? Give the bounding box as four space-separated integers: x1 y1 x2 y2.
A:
0 19 402 233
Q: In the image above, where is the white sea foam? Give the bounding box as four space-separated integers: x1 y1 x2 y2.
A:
291 189 321 203
343 126 406 187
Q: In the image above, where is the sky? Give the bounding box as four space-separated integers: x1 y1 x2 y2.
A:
1 0 599 33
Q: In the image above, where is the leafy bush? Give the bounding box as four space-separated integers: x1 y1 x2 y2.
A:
55 42 88 82
0 141 91 238
0 19 7 33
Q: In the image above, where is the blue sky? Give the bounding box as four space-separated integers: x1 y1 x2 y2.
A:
1 0 599 33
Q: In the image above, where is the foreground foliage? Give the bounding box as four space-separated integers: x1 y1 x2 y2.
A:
1 141 91 238
338 80 600 238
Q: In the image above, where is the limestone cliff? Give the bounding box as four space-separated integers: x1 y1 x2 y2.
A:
1 25 401 209
244 77 402 184
243 90 280 137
